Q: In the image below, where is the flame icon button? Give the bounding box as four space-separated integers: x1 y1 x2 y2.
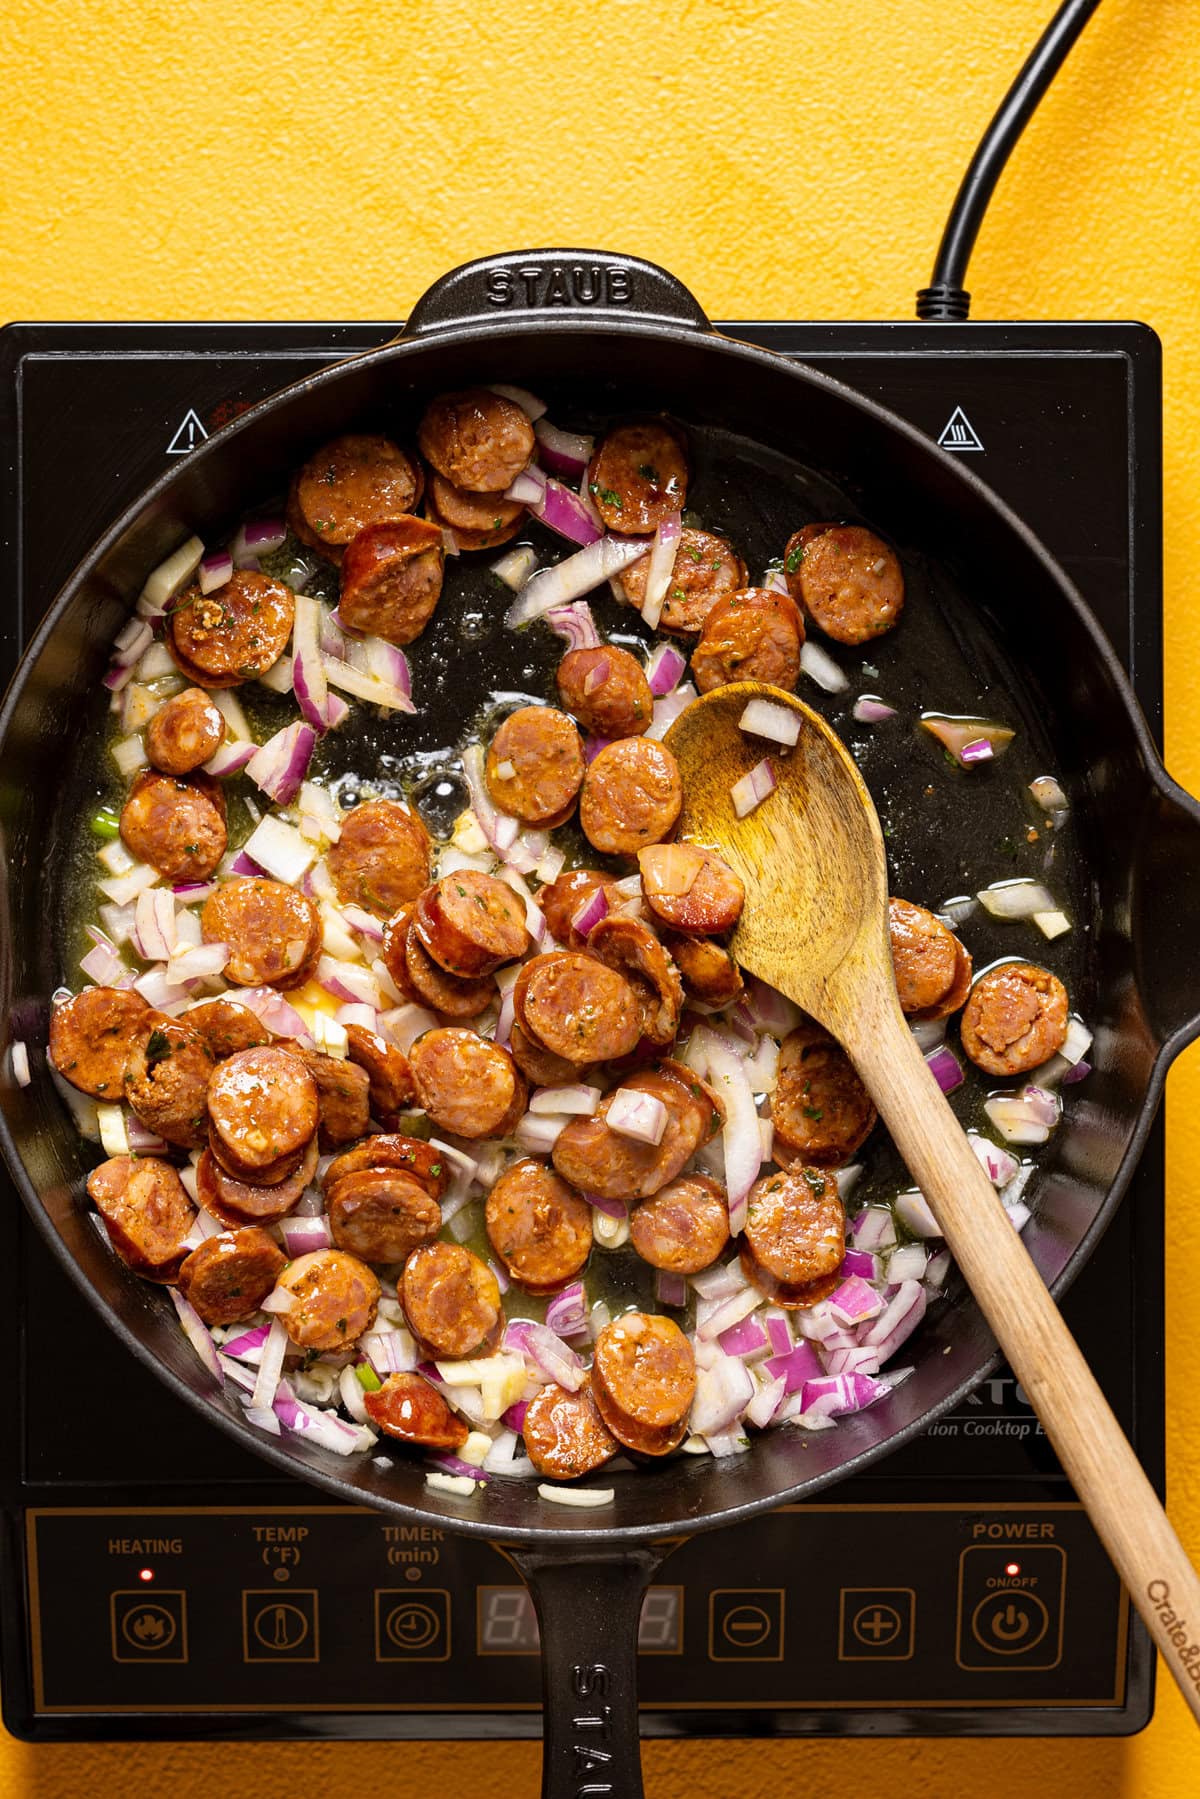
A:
111 1592 188 1662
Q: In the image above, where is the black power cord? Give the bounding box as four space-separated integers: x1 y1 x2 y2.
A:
916 0 1103 320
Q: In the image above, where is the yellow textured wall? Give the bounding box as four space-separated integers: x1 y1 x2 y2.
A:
3 0 1200 1792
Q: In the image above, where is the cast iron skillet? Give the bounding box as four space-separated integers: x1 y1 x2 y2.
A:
3 250 1199 1792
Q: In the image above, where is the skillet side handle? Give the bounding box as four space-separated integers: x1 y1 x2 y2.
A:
1135 777 1200 1051
404 249 711 338
512 1545 662 1799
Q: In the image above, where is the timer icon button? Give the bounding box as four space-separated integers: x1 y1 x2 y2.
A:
375 1588 452 1661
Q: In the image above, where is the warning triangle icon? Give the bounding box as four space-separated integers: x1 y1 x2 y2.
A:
166 408 209 455
936 406 984 452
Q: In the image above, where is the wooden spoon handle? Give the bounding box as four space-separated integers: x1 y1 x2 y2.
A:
848 1005 1200 1724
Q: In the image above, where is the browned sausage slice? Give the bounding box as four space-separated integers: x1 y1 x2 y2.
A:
425 473 526 550
329 799 431 918
49 986 150 1099
771 1021 876 1169
407 1028 526 1139
324 1133 450 1202
742 1166 846 1301
523 1378 618 1480
619 526 746 634
638 844 745 937
404 918 497 1018
87 1155 195 1282
338 517 445 645
661 933 745 1007
178 1226 286 1325
580 737 682 857
588 914 683 1047
514 952 642 1066
508 1022 588 1088
786 523 904 645
485 706 585 827
364 1371 469 1450
414 871 531 977
119 769 227 881
201 878 322 990
536 869 621 948
417 389 535 493
380 905 422 1003
124 1012 214 1147
960 961 1069 1076
485 1158 593 1292
591 1312 695 1452
586 422 688 535
345 1023 415 1119
328 1168 442 1263
207 1124 307 1188
184 998 273 1060
207 1045 318 1173
168 570 294 687
556 646 652 740
629 1174 730 1274
276 1248 380 1349
278 1046 371 1147
690 587 804 695
402 1241 502 1358
551 1063 719 1202
146 687 226 775
888 897 973 1020
291 434 424 562
196 1136 319 1226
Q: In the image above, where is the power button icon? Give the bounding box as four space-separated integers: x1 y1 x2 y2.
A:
971 1592 1049 1654
956 1543 1065 1671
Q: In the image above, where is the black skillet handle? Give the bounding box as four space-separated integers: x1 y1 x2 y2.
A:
1135 774 1200 1051
511 1545 662 1799
404 249 712 338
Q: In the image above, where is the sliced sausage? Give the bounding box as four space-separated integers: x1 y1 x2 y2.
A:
275 1045 371 1148
338 517 445 645
290 434 424 563
414 871 531 977
619 526 746 635
207 1045 318 1173
485 1158 593 1292
183 998 273 1060
586 422 688 535
556 646 652 740
124 1012 214 1148
552 1062 720 1202
324 1133 450 1202
380 905 422 1003
690 587 804 696
425 473 526 550
87 1155 196 1282
207 1125 308 1188
178 1226 286 1325
49 986 150 1099
591 1312 695 1455
201 877 322 990
417 388 535 493
786 523 904 645
513 952 642 1066
407 1028 526 1139
119 769 227 882
145 687 226 775
328 799 431 918
345 1023 414 1119
888 897 973 1020
485 706 585 827
168 570 294 687
629 1174 729 1274
960 961 1069 1076
771 1021 876 1169
196 1135 318 1226
742 1166 846 1302
580 737 683 857
508 1021 588 1088
523 1378 618 1480
588 913 683 1048
662 932 745 1008
401 1241 503 1358
276 1248 380 1350
363 1371 468 1451
328 1168 441 1263
537 868 622 949
638 844 745 937
404 918 497 1018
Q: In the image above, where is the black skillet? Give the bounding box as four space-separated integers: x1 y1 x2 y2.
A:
3 250 1199 1795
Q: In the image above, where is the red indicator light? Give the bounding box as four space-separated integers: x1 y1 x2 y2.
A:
1005 1561 1021 1576
138 1568 155 1583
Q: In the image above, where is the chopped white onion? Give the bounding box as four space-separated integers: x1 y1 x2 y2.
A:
242 814 316 885
731 757 776 819
799 640 848 693
606 1087 668 1145
738 698 800 747
976 879 1056 920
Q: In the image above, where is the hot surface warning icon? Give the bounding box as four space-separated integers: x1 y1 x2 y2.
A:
936 406 984 452
166 408 209 455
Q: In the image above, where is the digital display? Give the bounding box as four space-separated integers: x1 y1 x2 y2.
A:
477 1585 682 1655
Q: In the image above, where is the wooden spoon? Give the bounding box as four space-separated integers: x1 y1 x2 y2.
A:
666 679 1200 1721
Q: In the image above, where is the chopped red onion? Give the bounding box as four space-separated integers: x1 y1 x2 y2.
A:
291 592 337 732
136 536 205 619
340 903 385 941
799 640 848 693
132 888 176 961
491 544 540 593
828 1276 885 1327
852 694 897 723
645 680 697 741
765 1312 792 1356
764 1340 823 1393
167 940 229 984
544 1281 588 1336
569 886 609 939
508 1321 585 1391
690 1355 754 1436
529 1084 601 1116
487 383 547 420
739 697 801 747
824 1345 883 1377
379 1002 439 1052
169 1289 224 1387
198 550 234 594
505 536 650 628
502 1399 529 1433
241 814 316 885
976 878 1057 920
513 1113 570 1155
731 757 776 819
132 966 190 1010
840 1247 879 1282
494 985 516 1049
638 511 683 629
697 1286 760 1342
861 1279 927 1359
227 849 268 878
323 655 416 714
744 1374 787 1429
430 1453 490 1482
800 1371 889 1418
581 1192 629 1221
231 517 286 565
280 1215 333 1257
9 1040 31 1088
581 656 610 695
362 1330 418 1377
317 955 381 1009
887 1243 929 1284
695 1027 763 1232
1061 1058 1092 1085
925 1042 964 1094
534 417 594 477
232 985 311 1038
583 732 610 761
1005 1200 1033 1231
894 1190 941 1238
537 478 604 547
80 936 127 986
223 1322 271 1361
655 1269 689 1309
718 1315 768 1358
959 738 994 766
544 601 602 650
925 1248 953 1288
247 722 317 807
922 715 1015 765
968 1132 1019 1187
505 466 547 507
645 642 687 696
